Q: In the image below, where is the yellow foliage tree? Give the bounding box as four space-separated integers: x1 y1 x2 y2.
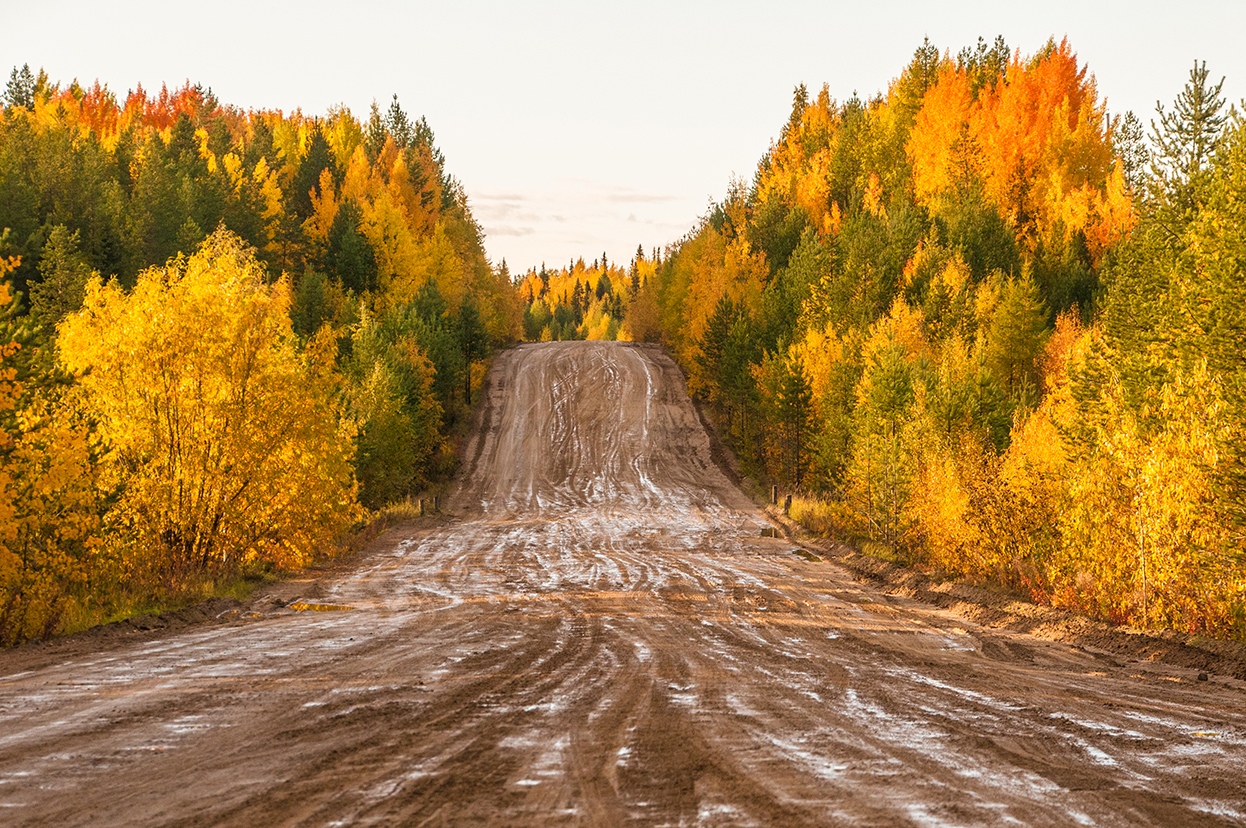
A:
621 278 660 342
1058 363 1234 632
844 300 931 543
0 247 105 644
685 234 767 384
906 40 1135 261
0 394 104 644
58 230 358 587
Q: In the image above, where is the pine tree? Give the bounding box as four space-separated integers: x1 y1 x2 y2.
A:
1115 111 1148 193
4 64 35 110
958 35 1009 98
1149 61 1228 231
778 356 814 485
892 39 942 124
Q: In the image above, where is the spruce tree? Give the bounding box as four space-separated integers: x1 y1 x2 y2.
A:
325 200 377 294
364 101 387 161
458 299 487 405
386 95 413 150
31 225 93 328
983 271 1049 404
292 127 335 220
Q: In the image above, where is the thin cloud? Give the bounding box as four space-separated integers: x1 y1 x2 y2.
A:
605 191 681 204
483 224 537 237
473 202 532 221
475 192 528 202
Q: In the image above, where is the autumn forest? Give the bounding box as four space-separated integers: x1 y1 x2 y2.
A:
1 36 1244 645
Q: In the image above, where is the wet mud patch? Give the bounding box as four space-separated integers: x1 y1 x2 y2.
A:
727 585 801 616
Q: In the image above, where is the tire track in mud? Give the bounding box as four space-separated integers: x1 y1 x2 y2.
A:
2 341 1246 826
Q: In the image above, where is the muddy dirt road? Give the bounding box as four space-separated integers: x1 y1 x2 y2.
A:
3 341 1246 826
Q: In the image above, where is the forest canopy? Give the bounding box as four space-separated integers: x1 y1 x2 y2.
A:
627 38 1246 639
0 69 519 643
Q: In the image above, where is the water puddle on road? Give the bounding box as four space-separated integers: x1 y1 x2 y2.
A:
288 600 355 612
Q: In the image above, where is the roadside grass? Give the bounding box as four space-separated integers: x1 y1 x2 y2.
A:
354 492 449 547
55 566 279 638
786 495 840 537
783 494 906 564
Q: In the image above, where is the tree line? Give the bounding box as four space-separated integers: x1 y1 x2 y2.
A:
0 67 519 644
515 247 662 342
628 38 1246 639
6 37 1244 645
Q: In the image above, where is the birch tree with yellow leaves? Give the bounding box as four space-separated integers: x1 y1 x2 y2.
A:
58 229 358 587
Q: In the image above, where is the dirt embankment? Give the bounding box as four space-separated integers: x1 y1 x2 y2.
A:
781 515 1246 682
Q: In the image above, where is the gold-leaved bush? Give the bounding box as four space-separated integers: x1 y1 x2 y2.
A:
58 229 359 588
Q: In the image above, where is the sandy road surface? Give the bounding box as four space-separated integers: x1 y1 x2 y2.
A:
2 341 1246 826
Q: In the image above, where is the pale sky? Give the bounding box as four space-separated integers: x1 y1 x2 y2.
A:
8 1 1246 274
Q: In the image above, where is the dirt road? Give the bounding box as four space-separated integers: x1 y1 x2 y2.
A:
2 341 1245 826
